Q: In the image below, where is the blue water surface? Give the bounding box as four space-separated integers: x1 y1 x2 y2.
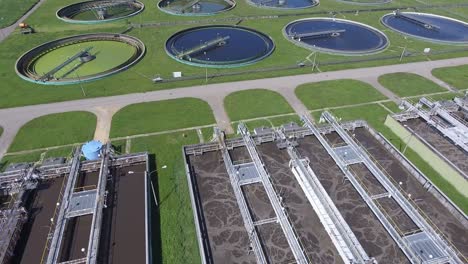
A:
249 0 318 9
382 12 468 44
284 19 388 54
166 26 274 67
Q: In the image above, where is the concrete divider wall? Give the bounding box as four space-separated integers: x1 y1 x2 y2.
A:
384 115 468 197
182 147 208 264
367 122 467 227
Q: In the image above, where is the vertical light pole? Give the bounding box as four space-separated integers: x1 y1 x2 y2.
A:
147 170 159 207
146 165 167 207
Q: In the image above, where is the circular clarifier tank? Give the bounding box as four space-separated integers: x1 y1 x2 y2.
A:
16 33 145 85
57 0 144 24
247 0 318 10
158 0 235 16
284 18 389 55
165 25 275 67
335 0 392 5
381 11 468 45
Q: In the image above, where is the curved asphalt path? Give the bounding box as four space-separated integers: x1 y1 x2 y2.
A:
0 57 466 159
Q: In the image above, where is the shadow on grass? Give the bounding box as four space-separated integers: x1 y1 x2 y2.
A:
148 154 163 264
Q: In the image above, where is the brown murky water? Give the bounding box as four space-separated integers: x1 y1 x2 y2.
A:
352 127 468 257
257 142 345 264
402 118 468 175
296 135 409 263
189 151 256 264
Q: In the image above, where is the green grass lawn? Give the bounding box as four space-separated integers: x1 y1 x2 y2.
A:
43 146 74 159
130 131 201 264
8 111 96 152
380 101 402 113
0 0 38 27
0 146 74 171
224 89 293 121
432 64 468 90
378 73 446 97
34 40 136 78
0 0 467 108
0 126 3 137
110 98 215 138
200 126 215 142
0 151 42 171
407 92 458 102
314 104 468 213
231 114 301 135
296 79 387 110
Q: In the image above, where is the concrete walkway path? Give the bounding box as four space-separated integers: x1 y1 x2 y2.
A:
0 57 466 159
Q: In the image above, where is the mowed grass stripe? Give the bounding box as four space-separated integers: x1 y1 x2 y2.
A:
224 89 294 121
8 111 96 152
130 131 201 264
432 64 468 90
296 79 386 110
110 98 215 138
0 151 43 172
378 73 446 97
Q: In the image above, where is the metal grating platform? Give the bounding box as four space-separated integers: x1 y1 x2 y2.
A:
332 145 362 165
235 163 261 186
405 232 448 263
66 190 97 218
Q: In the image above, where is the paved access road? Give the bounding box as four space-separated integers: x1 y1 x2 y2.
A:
0 57 466 159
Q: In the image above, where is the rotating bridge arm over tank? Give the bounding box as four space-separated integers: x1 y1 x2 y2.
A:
394 10 440 31
289 29 346 41
175 0 201 12
175 35 230 59
38 47 94 82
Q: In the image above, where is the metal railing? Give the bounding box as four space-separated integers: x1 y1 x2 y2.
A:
45 148 82 264
401 100 468 152
214 128 267 264
302 115 425 263
347 129 468 263
320 112 464 264
40 167 70 264
281 128 370 263
87 143 112 264
238 123 309 264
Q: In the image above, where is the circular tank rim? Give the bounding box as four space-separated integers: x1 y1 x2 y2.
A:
380 12 468 45
15 33 146 85
157 0 236 16
165 25 275 68
282 17 390 56
334 0 392 5
56 0 145 24
245 0 319 10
